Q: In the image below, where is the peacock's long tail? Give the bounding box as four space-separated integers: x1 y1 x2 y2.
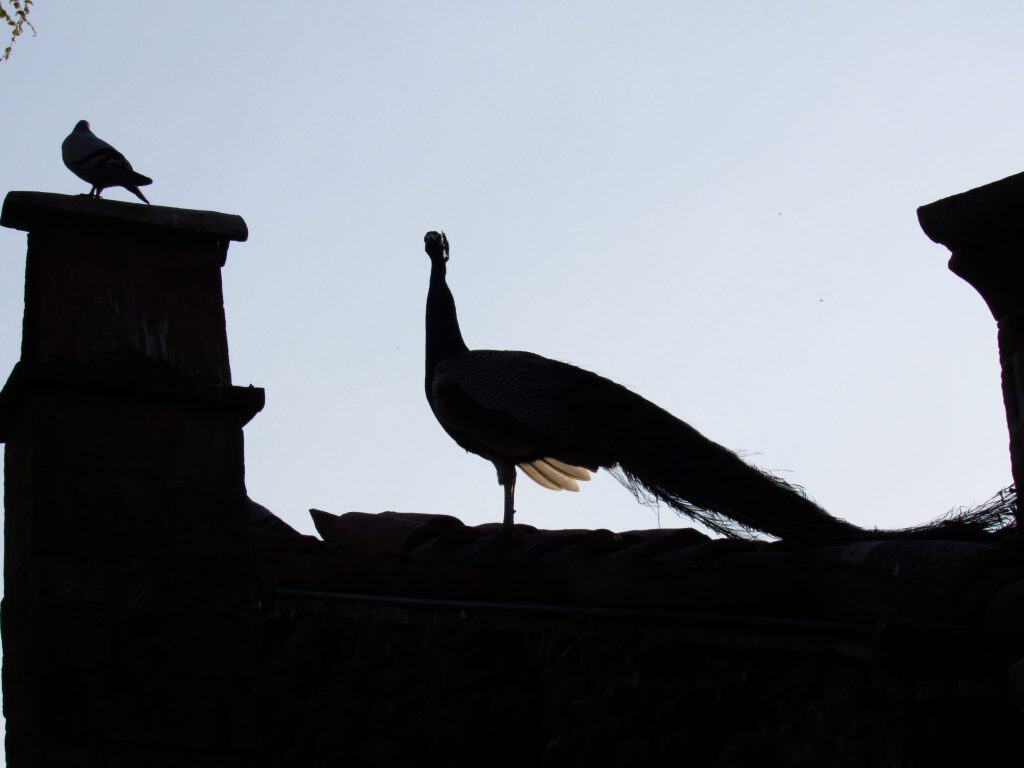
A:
598 394 859 544
592 385 1014 544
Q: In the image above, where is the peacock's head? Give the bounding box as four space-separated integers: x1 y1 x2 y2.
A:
424 231 449 263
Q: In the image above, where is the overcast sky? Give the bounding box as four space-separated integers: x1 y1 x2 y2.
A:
3 4 1021 543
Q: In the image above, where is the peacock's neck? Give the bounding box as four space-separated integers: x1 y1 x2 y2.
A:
425 259 469 375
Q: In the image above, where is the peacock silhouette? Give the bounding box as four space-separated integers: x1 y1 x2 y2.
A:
421 230 870 545
422 231 1024 545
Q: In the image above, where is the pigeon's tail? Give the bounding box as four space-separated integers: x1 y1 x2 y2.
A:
125 184 150 204
129 171 153 187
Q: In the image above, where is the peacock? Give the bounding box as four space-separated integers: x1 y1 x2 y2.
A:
422 231 1013 545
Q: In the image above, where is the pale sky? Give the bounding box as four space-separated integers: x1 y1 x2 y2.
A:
4 1 1020 534
4 1 1021 536
4 0 1024 756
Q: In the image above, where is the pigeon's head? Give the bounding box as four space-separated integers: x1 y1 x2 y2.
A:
424 231 449 263
73 119 91 133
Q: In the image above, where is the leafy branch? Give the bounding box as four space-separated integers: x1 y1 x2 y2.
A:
1 0 35 62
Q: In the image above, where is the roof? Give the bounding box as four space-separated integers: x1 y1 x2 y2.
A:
250 508 1024 634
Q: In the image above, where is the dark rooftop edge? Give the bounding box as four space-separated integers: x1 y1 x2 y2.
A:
249 507 1024 630
0 191 248 242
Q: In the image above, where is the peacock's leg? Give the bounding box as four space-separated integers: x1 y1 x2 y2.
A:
503 481 515 532
496 462 517 536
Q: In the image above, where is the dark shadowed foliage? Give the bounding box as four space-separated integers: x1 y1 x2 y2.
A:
246 603 1020 767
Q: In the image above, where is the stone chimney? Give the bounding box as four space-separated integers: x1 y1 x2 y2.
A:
0 192 262 766
918 172 1024 531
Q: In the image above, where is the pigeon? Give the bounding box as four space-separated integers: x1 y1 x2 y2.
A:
61 120 152 204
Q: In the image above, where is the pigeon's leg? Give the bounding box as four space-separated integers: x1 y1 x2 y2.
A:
88 186 97 197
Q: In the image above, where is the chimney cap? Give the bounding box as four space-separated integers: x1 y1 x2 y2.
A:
917 169 1024 250
1 191 248 242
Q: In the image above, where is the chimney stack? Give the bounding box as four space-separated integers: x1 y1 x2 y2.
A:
0 192 262 766
918 172 1024 531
